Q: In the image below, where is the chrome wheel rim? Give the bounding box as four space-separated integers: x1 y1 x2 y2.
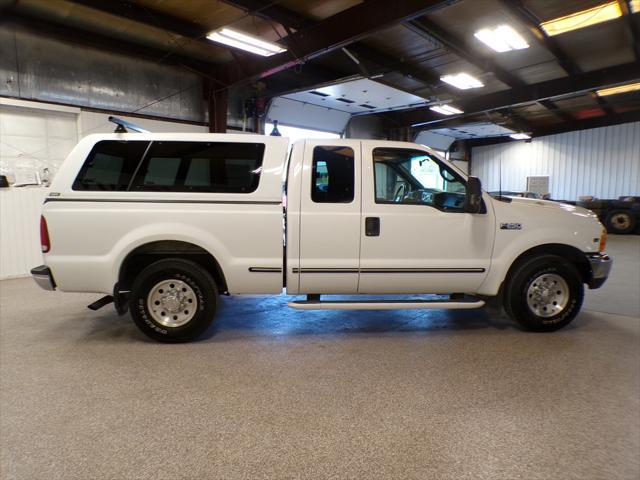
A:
611 213 631 230
526 273 569 318
147 279 197 328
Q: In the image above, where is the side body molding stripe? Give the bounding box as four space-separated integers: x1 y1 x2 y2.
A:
44 198 282 205
292 268 485 274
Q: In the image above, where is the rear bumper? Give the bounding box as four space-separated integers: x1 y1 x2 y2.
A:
31 265 56 291
586 253 612 289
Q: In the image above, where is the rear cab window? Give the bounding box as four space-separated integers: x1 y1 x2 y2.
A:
311 146 355 203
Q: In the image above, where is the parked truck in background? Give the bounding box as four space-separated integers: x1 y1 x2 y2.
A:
32 132 612 342
576 196 640 235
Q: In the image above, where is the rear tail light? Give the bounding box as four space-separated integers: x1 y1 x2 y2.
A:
40 215 51 253
599 226 607 252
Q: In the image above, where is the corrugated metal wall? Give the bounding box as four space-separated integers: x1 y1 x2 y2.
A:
471 122 640 200
0 22 206 123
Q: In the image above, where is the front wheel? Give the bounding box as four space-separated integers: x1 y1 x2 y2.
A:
129 258 218 342
504 255 584 332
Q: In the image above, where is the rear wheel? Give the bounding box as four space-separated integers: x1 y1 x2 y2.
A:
605 210 636 234
504 255 584 332
129 258 218 342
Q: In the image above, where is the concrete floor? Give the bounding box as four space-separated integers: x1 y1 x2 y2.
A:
1 237 639 480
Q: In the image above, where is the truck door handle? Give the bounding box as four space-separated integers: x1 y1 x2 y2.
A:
365 217 380 236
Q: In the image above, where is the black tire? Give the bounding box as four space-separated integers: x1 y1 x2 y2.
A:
605 210 636 234
129 258 218 342
504 255 584 332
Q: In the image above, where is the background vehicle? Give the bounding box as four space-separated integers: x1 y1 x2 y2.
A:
32 131 611 342
576 196 640 235
489 191 543 199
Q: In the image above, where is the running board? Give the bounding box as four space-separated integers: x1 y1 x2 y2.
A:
287 299 485 310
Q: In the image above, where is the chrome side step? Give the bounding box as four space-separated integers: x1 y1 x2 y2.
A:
287 299 485 311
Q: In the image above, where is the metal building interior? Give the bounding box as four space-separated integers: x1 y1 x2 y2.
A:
0 1 639 479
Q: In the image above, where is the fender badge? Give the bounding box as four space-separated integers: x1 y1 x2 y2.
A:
501 223 522 230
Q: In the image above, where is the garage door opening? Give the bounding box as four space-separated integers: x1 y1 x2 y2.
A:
265 122 340 142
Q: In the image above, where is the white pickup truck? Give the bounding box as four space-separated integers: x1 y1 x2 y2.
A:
32 130 612 342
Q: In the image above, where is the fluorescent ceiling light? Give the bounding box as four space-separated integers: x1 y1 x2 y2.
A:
540 2 622 36
430 104 464 115
474 25 529 52
440 73 484 90
596 81 640 96
207 27 286 56
510 133 531 140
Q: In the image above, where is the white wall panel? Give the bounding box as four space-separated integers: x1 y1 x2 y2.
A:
0 100 210 278
0 188 48 279
471 122 640 200
0 103 79 182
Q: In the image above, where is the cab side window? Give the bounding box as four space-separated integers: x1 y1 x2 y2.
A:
373 148 467 211
311 146 355 203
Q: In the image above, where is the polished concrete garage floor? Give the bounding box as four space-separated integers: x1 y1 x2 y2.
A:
1 237 639 480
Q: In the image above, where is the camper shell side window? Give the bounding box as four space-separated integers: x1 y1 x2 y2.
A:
73 140 266 193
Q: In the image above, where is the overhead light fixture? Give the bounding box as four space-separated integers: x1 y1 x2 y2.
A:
430 104 464 115
632 0 640 13
540 2 622 36
207 27 286 56
596 81 640 96
510 133 531 140
474 25 529 52
440 73 484 90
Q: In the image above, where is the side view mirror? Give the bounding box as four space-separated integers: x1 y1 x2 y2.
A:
465 176 484 213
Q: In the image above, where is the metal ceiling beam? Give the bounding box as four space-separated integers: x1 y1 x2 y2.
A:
468 108 640 147
64 0 360 93
222 0 444 88
69 0 210 39
219 0 312 31
496 0 586 126
533 108 640 136
591 92 615 115
69 0 446 93
345 44 443 88
215 0 451 86
498 108 533 133
538 99 574 122
0 0 18 15
407 9 583 123
399 61 640 128
497 0 581 76
404 17 525 88
618 0 640 60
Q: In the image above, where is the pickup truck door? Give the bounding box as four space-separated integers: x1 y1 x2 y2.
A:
293 140 362 294
358 142 495 294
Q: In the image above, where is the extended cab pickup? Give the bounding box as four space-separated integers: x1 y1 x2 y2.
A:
32 132 612 342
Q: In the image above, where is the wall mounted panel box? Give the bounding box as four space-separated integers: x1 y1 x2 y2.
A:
32 131 612 342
